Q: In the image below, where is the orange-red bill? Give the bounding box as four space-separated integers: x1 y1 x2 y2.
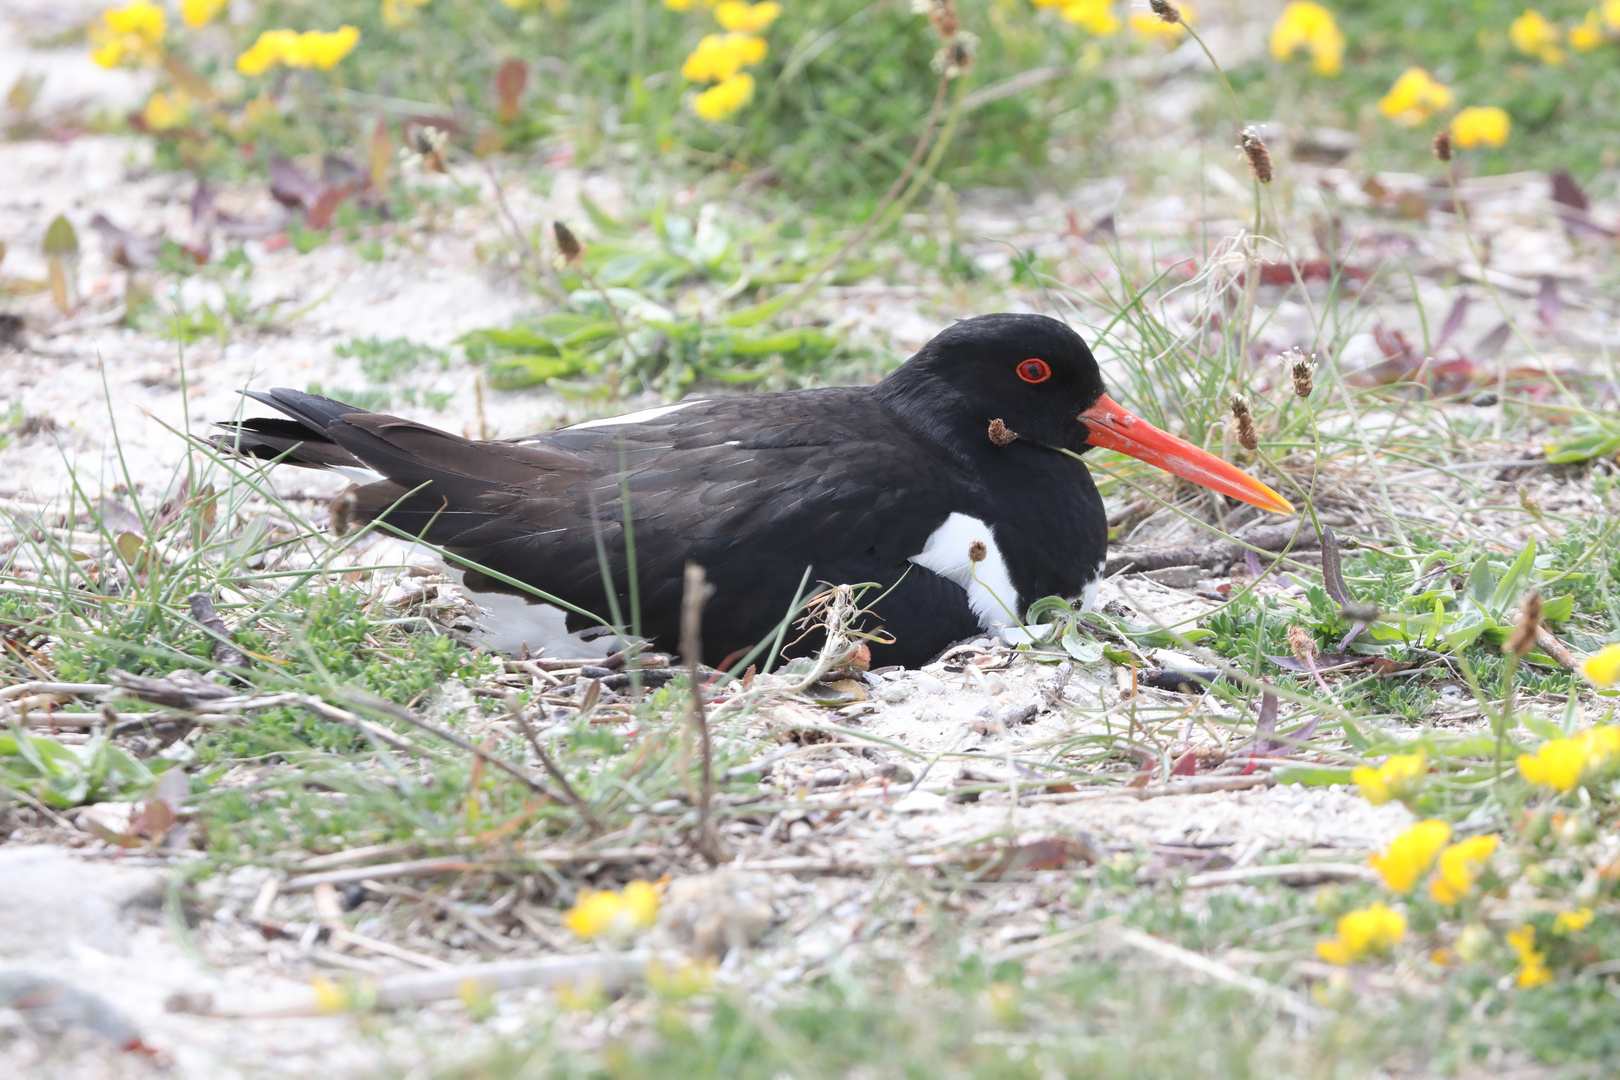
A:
1079 395 1295 515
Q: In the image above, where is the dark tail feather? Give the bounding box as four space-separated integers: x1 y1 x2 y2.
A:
214 388 375 471
213 416 367 470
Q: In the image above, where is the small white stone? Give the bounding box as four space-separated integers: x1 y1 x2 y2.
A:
880 683 911 704
913 674 946 695
891 790 947 813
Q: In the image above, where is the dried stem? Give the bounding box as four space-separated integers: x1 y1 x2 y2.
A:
480 160 566 300
352 694 554 800
506 695 604 834
681 562 725 865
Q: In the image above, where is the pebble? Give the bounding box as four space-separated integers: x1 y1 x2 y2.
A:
912 673 946 695
880 683 911 704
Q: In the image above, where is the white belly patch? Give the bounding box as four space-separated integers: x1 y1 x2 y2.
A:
908 513 1020 630
444 566 628 658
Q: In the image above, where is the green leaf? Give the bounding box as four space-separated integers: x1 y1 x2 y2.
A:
1024 595 1075 625
42 214 78 257
1271 765 1355 786
1464 554 1494 608
486 353 590 389
1545 426 1620 464
724 294 791 328
1541 594 1574 622
1339 715 1371 753
1060 628 1105 663
1490 537 1536 612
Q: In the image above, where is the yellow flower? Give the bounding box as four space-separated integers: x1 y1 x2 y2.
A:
1606 0 1620 31
1580 643 1620 686
1371 819 1451 893
1352 750 1426 806
693 71 755 120
564 880 660 940
89 0 166 68
681 32 767 82
1315 902 1407 965
1510 9 1565 63
1428 834 1498 904
1507 924 1553 987
1377 67 1454 126
240 26 359 74
1451 106 1511 148
236 28 299 74
382 0 432 27
1269 1 1344 76
1554 907 1594 935
664 0 714 9
142 90 187 130
287 27 361 70
1055 0 1120 36
1518 726 1620 792
715 1 780 32
180 0 227 28
1570 9 1606 49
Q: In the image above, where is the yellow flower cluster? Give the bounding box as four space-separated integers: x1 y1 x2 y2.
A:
1352 750 1425 805
1269 1 1344 76
1452 106 1511 149
1315 902 1406 964
563 880 660 940
716 0 779 31
676 1 776 122
1429 834 1498 904
682 33 768 81
142 90 189 130
1371 819 1452 892
89 1 166 69
181 0 228 28
1030 0 1193 39
1581 643 1620 686
1032 0 1114 35
1507 924 1552 987
1377 67 1454 126
1368 820 1501 903
1511 9 1564 64
1517 726 1620 792
382 0 433 28
236 26 360 76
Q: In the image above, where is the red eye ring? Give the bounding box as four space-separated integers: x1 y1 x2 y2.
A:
1017 358 1051 384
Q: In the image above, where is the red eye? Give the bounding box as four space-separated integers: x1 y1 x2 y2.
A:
1017 358 1051 384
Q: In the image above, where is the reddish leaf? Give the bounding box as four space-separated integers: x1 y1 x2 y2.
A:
1434 292 1470 352
88 213 160 269
269 155 320 211
1320 527 1350 606
1474 322 1511 359
1550 169 1588 212
1170 749 1198 776
1267 653 1370 672
305 183 359 230
495 58 528 124
1537 276 1561 329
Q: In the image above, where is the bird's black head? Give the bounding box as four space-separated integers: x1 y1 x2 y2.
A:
874 312 1296 515
873 313 1106 456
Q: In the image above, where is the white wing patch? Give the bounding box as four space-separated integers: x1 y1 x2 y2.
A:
329 464 384 484
909 512 1020 630
568 399 706 431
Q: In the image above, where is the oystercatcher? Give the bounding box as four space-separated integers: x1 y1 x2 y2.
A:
220 313 1291 667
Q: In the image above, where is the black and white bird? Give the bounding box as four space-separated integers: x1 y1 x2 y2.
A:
219 313 1291 667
